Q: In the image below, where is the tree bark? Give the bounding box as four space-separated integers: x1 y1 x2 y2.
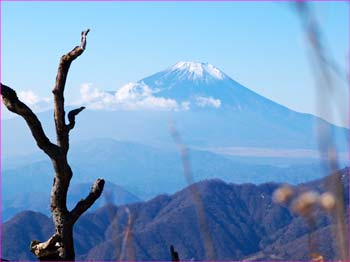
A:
1 29 104 261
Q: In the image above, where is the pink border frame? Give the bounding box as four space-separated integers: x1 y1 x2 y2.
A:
0 1 349 261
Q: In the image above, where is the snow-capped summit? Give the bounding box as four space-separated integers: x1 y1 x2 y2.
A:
140 60 251 107
169 61 226 81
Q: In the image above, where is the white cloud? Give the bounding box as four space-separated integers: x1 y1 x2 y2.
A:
13 85 222 113
18 90 52 112
195 96 221 108
180 101 191 111
78 82 190 111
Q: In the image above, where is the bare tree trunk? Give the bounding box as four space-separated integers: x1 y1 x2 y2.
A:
1 29 104 261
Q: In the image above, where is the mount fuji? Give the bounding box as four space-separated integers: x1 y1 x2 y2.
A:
141 61 278 110
3 61 348 157
117 61 347 151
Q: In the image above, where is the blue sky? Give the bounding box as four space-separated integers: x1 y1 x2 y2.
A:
1 1 349 126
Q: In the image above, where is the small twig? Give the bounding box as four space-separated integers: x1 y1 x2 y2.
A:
170 124 216 260
67 106 85 131
80 29 90 50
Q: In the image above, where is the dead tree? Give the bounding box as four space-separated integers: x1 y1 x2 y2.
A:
1 29 104 261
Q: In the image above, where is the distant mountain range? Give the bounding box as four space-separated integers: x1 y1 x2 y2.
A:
3 137 333 222
2 167 348 261
2 180 141 222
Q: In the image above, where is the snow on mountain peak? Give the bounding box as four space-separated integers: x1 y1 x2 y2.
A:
170 61 225 80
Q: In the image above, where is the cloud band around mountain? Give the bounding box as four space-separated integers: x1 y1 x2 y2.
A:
78 82 190 111
14 83 223 112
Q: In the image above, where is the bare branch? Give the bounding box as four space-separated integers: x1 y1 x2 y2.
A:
119 207 135 261
294 4 349 260
70 178 105 223
1 83 59 158
52 29 90 150
30 234 62 260
170 124 217 260
67 106 85 131
80 29 90 50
